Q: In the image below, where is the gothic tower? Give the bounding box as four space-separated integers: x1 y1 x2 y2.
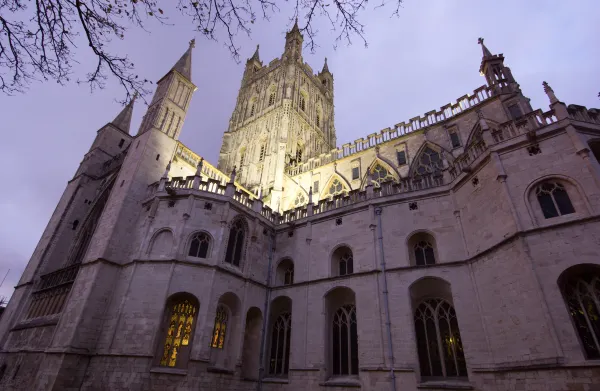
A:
217 21 336 210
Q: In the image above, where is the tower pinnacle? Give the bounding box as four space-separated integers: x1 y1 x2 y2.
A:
322 57 330 73
111 93 137 134
478 37 493 58
171 38 195 81
250 44 260 62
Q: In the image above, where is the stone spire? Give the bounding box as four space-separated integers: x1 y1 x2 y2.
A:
111 93 137 134
478 37 494 59
250 44 260 62
290 18 300 34
543 81 559 104
171 38 195 81
321 57 330 74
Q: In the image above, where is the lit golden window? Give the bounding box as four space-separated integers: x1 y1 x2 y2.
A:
211 305 228 349
158 296 198 368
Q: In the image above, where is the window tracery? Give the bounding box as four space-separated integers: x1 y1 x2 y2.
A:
268 89 276 106
284 266 294 285
561 272 600 359
294 192 306 207
268 312 292 376
332 304 358 376
225 219 245 266
370 162 395 185
414 241 435 266
158 297 198 368
415 147 443 175
188 232 210 258
211 305 228 349
414 298 467 379
339 251 353 276
328 178 345 197
536 182 575 219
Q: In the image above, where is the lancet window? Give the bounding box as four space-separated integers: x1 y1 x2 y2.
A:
332 304 358 376
157 295 198 368
224 219 246 266
268 312 292 376
210 305 228 349
414 241 436 266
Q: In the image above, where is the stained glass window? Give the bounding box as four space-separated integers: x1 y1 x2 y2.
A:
159 298 198 368
269 312 292 376
211 305 228 349
188 232 210 258
536 182 575 219
562 273 600 359
328 178 345 196
414 241 435 266
415 147 443 175
414 298 467 379
332 304 358 376
371 163 394 184
225 219 245 266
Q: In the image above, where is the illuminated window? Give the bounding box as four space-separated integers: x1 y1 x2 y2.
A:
211 305 228 349
157 295 198 368
414 298 467 379
536 182 575 219
332 304 358 376
188 232 210 258
225 219 246 266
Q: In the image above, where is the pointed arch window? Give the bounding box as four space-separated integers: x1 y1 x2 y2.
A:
536 182 575 219
371 162 395 185
415 147 443 175
188 232 210 258
560 270 600 359
299 93 307 112
332 304 358 376
259 144 266 162
210 305 228 349
327 178 346 197
294 192 306 207
157 295 198 368
296 144 303 163
268 88 276 106
332 246 354 277
414 241 435 266
268 312 292 376
414 298 467 379
225 219 246 266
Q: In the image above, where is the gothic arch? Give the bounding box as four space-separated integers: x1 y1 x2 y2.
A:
408 141 453 177
148 228 175 258
185 230 214 259
320 172 351 199
524 174 590 225
464 119 499 147
360 158 399 188
224 216 249 267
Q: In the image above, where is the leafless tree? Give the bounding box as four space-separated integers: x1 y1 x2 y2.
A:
0 0 402 101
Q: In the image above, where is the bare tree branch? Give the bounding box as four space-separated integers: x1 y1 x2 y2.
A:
0 0 403 100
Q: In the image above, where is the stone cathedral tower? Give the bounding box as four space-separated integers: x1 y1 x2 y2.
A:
218 21 336 210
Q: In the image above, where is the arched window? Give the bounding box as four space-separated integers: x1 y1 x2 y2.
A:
149 229 174 258
268 296 292 377
225 219 246 266
299 93 306 112
269 312 292 376
332 246 353 276
408 232 438 266
276 259 295 286
188 232 210 258
414 298 467 379
414 146 443 175
268 88 276 106
369 162 395 185
211 305 228 349
294 192 306 207
332 304 358 376
327 178 345 197
156 293 199 369
242 307 263 379
559 266 600 359
536 182 575 219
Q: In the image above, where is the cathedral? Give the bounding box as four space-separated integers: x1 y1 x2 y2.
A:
1 21 600 391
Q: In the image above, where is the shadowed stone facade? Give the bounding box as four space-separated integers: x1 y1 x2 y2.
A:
1 30 600 391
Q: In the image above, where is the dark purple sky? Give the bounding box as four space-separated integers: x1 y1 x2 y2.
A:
0 0 598 299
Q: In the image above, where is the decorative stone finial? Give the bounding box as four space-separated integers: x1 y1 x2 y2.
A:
308 186 313 203
229 166 237 183
195 157 204 176
478 37 492 58
189 38 196 49
162 160 171 179
477 37 484 45
543 81 559 104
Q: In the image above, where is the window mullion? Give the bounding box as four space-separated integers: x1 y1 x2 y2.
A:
582 284 600 352
434 307 446 377
422 312 434 378
448 313 460 377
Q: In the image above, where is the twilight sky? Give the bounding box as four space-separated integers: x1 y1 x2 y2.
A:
0 0 598 300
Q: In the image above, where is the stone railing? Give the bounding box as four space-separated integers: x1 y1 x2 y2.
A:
449 139 487 179
26 264 80 319
287 85 494 176
491 109 557 144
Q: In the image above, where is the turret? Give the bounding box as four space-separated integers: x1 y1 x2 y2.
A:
283 19 303 62
242 45 263 85
478 37 519 94
137 39 197 139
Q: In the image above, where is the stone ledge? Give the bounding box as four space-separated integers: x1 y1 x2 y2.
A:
150 367 187 376
417 380 473 390
206 366 235 375
11 315 59 331
262 377 289 384
320 377 361 388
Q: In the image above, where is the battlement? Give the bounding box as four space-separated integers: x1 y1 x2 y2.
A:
287 85 494 176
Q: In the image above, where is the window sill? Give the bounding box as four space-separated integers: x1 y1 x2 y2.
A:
207 366 235 375
150 367 187 376
12 315 60 331
417 380 473 390
320 377 361 388
262 377 289 384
